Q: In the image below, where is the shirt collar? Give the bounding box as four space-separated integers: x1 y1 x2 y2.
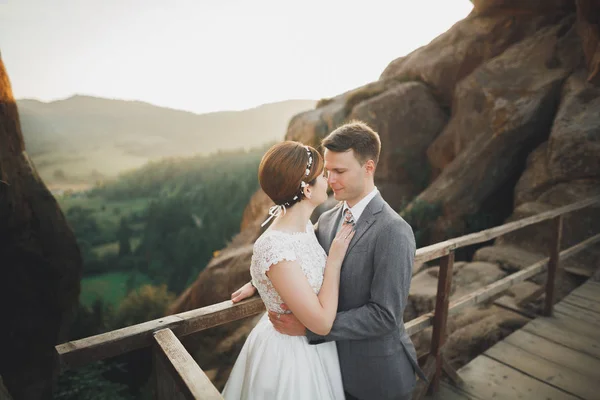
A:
343 187 379 223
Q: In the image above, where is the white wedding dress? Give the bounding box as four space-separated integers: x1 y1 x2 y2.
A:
222 222 345 400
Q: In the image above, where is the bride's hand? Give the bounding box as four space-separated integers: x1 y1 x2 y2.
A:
328 223 355 263
231 281 257 303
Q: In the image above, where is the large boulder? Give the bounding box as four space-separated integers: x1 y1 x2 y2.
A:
407 261 506 320
497 181 600 272
513 142 554 206
380 4 570 107
0 57 82 398
471 0 575 16
286 79 402 147
547 70 600 181
349 82 448 206
476 179 600 302
576 0 600 84
0 376 13 400
409 16 582 242
412 305 529 370
515 68 600 205
426 15 581 175
473 244 546 273
439 306 529 370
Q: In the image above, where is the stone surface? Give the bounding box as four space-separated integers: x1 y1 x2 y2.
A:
0 56 81 399
513 141 554 206
473 244 546 272
0 376 13 400
547 70 600 181
576 0 600 84
412 305 529 370
380 10 568 107
426 15 581 176
349 82 448 202
471 0 575 16
407 261 505 320
408 17 582 244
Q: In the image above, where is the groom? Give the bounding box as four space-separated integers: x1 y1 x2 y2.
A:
232 121 424 399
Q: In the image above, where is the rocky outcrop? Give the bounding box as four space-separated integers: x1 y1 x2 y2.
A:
514 69 600 207
0 376 13 400
576 0 600 84
413 16 583 240
482 68 600 285
349 82 448 207
406 261 506 320
498 181 600 271
173 0 600 384
473 244 546 272
286 79 400 148
547 70 600 182
380 3 572 107
470 0 575 16
0 57 82 398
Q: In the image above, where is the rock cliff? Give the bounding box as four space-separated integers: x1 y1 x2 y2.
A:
0 56 82 399
174 0 600 388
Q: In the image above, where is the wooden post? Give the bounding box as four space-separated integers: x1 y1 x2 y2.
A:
428 251 455 394
412 355 437 400
544 216 563 316
153 328 223 400
154 342 189 400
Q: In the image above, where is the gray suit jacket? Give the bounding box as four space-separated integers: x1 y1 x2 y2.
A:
307 193 425 400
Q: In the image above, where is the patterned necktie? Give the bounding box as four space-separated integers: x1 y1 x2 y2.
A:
343 208 355 227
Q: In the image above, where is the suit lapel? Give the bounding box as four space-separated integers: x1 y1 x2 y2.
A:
346 193 384 254
326 204 344 252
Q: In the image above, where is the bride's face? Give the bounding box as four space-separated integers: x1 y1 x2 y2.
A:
309 172 328 206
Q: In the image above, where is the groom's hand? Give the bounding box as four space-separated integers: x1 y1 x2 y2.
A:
268 304 306 336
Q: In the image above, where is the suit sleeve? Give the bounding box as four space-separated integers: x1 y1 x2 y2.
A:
307 221 415 342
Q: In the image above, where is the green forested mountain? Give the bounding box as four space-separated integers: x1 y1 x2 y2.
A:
61 146 266 297
53 143 268 400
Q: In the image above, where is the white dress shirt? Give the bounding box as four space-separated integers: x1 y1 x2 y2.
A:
342 187 379 224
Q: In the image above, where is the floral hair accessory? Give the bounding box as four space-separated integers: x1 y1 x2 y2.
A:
260 145 314 227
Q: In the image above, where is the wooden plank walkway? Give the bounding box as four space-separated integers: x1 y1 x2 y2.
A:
429 279 600 400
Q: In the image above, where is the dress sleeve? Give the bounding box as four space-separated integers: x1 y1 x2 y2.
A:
253 234 297 276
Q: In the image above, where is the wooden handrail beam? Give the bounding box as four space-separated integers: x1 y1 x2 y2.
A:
406 232 600 336
415 195 599 264
54 197 600 369
56 297 265 369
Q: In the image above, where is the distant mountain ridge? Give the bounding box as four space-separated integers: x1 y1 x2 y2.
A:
17 95 315 186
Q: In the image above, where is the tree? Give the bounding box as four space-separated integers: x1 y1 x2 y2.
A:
117 217 132 256
110 284 175 329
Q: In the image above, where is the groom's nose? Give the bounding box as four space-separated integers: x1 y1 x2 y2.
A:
327 173 336 185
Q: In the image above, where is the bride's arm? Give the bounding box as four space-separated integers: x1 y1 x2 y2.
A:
231 282 257 303
267 224 354 336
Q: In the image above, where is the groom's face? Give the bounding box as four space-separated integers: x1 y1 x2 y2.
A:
323 148 367 204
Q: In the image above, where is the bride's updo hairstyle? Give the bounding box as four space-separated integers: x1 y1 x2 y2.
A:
258 141 324 208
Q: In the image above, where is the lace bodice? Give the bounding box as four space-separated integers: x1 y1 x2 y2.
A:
250 223 327 314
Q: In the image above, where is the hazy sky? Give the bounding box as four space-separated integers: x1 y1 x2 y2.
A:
0 0 473 114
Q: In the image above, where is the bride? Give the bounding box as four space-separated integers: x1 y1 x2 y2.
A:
222 141 354 400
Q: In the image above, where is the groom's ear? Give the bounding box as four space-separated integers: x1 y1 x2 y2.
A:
365 159 375 175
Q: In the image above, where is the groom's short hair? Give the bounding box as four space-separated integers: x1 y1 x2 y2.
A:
322 121 381 166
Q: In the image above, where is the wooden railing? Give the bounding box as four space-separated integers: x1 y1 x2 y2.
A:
55 195 600 399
